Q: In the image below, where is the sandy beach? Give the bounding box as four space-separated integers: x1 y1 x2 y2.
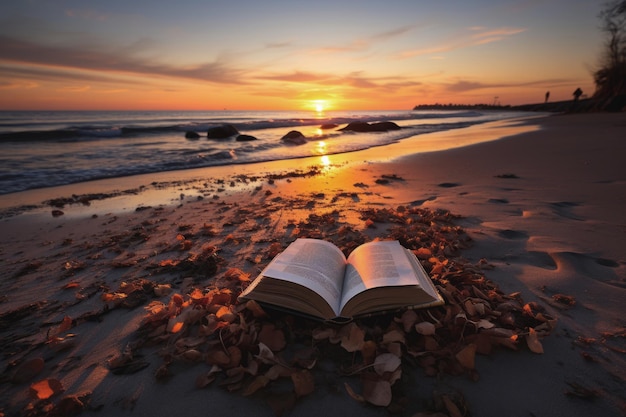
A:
1 112 625 416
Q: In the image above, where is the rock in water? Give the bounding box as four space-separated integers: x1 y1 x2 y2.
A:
340 121 401 132
207 124 239 139
236 134 257 142
281 130 307 145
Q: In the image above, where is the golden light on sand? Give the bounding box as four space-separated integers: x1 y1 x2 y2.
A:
320 155 331 166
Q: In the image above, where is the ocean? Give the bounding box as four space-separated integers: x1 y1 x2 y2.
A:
0 109 533 195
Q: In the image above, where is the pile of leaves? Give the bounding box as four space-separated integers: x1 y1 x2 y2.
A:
101 205 557 415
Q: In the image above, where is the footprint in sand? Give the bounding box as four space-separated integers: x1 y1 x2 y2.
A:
549 201 583 220
497 229 529 240
550 252 624 288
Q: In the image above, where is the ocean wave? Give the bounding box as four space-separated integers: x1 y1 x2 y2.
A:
0 109 536 195
0 110 483 143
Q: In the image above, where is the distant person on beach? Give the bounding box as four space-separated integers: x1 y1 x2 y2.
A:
573 88 583 102
545 91 550 103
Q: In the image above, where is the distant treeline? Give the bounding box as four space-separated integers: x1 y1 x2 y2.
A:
414 97 624 113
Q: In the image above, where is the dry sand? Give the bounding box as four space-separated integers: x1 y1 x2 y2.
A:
0 112 624 416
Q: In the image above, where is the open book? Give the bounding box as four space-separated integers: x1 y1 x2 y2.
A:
239 239 443 322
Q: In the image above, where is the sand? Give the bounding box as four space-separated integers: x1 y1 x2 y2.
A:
0 112 625 416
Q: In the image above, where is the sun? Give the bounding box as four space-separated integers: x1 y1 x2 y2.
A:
311 99 329 114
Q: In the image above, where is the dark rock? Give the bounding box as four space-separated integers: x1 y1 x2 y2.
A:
207 124 239 139
281 130 307 145
320 123 338 130
370 121 401 131
185 131 200 139
339 121 401 132
339 121 373 132
236 134 257 142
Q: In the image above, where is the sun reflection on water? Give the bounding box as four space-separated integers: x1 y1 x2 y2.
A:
314 141 327 155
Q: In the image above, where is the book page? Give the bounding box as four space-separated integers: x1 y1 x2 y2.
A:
260 239 347 314
339 241 420 311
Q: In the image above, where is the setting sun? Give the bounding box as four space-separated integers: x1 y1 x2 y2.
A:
312 100 329 113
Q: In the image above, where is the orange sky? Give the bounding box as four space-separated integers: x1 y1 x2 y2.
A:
0 1 603 111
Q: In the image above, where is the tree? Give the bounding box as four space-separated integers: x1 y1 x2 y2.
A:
593 0 626 103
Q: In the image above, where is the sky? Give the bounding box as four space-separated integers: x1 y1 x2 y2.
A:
0 0 607 111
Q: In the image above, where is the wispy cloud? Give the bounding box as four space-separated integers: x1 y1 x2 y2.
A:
311 24 416 55
445 77 577 92
0 35 248 85
256 69 421 93
397 26 526 59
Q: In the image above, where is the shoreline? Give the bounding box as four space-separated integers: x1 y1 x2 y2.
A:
0 115 543 218
1 112 625 416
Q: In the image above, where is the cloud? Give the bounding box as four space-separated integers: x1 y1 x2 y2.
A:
445 77 577 92
258 71 334 83
397 26 526 59
470 27 527 45
0 35 248 85
311 24 416 55
256 69 421 94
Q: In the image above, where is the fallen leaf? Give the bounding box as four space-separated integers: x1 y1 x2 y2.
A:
526 328 544 354
242 375 270 396
258 324 286 352
415 321 436 336
455 343 477 369
344 382 365 403
396 309 418 332
382 329 405 345
245 300 268 318
291 369 315 397
340 323 365 352
362 379 392 406
30 378 64 400
373 353 401 375
255 342 275 364
442 395 464 417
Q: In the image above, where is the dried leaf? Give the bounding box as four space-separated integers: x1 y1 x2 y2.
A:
312 327 335 340
382 329 405 345
258 324 286 352
414 247 432 259
242 375 270 396
255 342 275 364
360 340 377 364
245 300 267 318
206 350 231 366
415 321 436 336
442 395 464 417
195 371 217 388
362 379 392 406
154 284 172 297
265 364 291 380
30 378 64 400
181 349 203 362
344 382 365 403
373 353 401 375
526 328 544 354
340 323 365 352
455 343 477 369
291 369 315 397
396 309 418 332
